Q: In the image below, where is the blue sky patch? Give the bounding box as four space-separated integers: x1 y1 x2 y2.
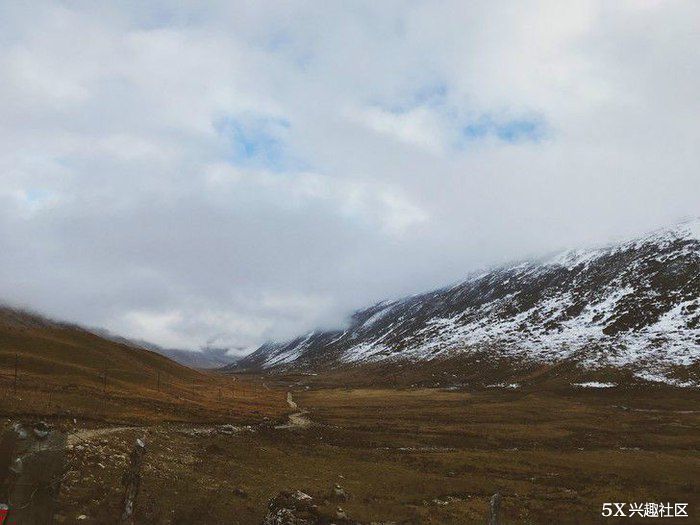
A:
462 115 547 144
215 115 304 171
24 188 52 204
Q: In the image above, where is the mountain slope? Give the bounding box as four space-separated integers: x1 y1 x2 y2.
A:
0 306 195 384
89 329 240 369
237 220 700 386
0 306 285 422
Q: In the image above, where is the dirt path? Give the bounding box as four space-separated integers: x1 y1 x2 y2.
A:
286 412 311 428
286 391 298 410
67 426 136 446
275 392 312 429
65 391 310 445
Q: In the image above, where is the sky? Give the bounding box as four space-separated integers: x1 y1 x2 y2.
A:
0 0 698 353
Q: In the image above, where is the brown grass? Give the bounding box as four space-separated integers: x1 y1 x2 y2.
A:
34 381 700 524
1 310 697 523
0 310 287 423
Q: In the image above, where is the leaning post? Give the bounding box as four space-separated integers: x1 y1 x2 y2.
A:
118 437 146 524
487 492 502 525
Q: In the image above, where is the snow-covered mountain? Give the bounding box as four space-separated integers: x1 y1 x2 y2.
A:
237 220 700 386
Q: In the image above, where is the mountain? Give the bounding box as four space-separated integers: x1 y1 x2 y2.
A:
0 305 204 384
237 219 700 387
0 305 287 423
155 347 240 369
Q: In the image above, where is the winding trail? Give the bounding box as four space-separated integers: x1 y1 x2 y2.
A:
66 391 311 445
275 392 312 429
287 392 298 410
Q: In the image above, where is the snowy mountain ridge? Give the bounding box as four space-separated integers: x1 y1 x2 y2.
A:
238 219 700 386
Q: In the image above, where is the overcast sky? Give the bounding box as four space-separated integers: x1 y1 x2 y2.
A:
1 1 698 352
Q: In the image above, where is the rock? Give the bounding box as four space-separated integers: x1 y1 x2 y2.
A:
262 490 319 524
233 487 248 498
262 490 369 524
8 455 24 475
219 424 238 434
77 515 87 520
33 421 51 439
330 484 349 502
12 423 28 440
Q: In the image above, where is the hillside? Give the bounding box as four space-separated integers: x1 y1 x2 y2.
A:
0 306 285 423
88 328 240 369
237 219 700 387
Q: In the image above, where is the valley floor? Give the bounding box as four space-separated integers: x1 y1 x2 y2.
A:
2 376 699 524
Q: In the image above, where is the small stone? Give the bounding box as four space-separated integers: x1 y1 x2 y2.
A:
77 515 87 520
219 424 238 434
12 423 28 440
330 484 349 502
9 457 23 474
33 421 51 439
335 507 347 519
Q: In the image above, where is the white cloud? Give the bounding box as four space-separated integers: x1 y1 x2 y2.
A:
349 106 448 154
0 0 698 349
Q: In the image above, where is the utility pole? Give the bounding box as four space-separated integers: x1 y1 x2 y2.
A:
13 353 18 393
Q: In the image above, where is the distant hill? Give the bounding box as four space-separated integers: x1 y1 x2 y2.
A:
88 329 240 369
0 306 195 384
154 347 240 369
236 219 700 387
0 306 285 423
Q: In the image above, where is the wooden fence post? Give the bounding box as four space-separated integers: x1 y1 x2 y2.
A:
118 438 146 524
487 492 502 525
13 354 17 394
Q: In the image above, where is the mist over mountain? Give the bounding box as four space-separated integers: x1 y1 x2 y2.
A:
238 220 700 387
86 329 240 369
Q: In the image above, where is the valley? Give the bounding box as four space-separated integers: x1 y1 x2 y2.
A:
0 221 698 523
3 374 699 524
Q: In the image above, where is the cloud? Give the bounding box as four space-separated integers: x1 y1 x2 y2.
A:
0 0 698 350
